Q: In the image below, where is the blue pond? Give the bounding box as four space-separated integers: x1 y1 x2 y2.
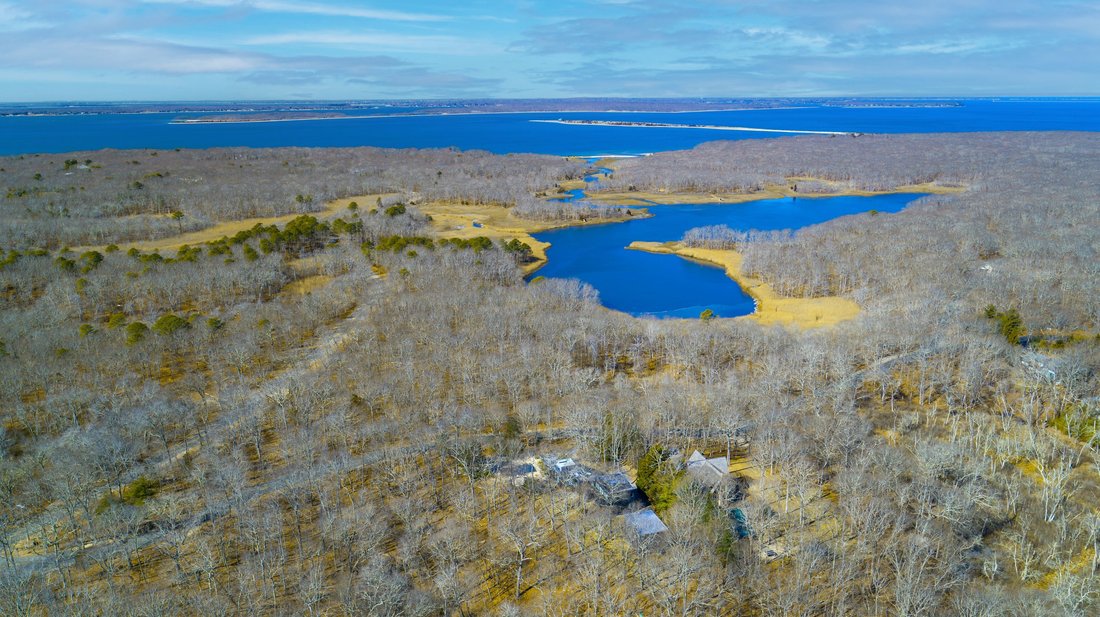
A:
530 192 925 319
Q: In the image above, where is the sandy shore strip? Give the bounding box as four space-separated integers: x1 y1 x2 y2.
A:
169 106 817 125
589 180 966 207
172 114 395 125
532 119 853 135
627 241 860 328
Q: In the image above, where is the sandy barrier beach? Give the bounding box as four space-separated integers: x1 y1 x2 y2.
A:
532 119 853 135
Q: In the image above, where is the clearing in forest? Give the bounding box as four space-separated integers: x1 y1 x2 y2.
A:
78 194 396 253
417 200 644 275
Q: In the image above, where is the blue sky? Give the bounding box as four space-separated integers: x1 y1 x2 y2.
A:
1 0 1098 101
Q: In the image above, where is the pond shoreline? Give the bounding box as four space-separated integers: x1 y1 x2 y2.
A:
417 200 651 276
588 181 964 207
627 241 862 328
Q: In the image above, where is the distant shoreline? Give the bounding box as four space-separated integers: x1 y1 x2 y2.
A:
4 104 809 121
822 102 963 108
167 107 803 125
172 114 357 125
174 112 351 124
532 119 857 136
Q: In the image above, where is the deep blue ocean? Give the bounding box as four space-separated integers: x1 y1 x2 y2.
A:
2 99 1099 156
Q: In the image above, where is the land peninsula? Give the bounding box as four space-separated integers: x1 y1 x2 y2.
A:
416 199 647 276
628 241 860 328
587 178 964 207
533 118 855 136
172 112 351 124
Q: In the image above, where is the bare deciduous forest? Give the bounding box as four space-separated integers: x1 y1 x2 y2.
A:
1 133 1098 616
0 148 584 248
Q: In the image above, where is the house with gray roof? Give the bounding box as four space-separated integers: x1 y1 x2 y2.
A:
623 507 668 537
685 450 729 485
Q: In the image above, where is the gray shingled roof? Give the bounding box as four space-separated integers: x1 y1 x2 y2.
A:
624 508 668 536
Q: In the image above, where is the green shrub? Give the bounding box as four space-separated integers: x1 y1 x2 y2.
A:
175 245 201 262
124 476 158 504
125 322 149 345
96 475 159 514
375 235 435 252
503 238 533 257
54 256 76 272
152 314 189 336
984 305 1025 344
636 444 682 515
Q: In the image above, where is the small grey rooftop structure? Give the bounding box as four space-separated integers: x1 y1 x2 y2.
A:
591 472 640 506
686 450 729 484
624 508 668 536
552 457 576 472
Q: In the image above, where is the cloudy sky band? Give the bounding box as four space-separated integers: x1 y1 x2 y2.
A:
0 0 1096 100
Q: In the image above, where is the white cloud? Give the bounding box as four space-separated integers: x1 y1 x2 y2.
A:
1 33 265 74
244 30 499 54
140 0 450 22
0 1 49 30
892 41 991 55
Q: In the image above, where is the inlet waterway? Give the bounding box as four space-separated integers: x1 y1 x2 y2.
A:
530 181 926 319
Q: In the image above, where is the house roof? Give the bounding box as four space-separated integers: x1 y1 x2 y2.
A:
595 472 634 492
591 472 639 505
553 457 576 470
624 508 668 536
686 450 729 479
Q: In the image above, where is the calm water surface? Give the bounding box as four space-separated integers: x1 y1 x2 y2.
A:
531 192 925 319
3 100 1099 156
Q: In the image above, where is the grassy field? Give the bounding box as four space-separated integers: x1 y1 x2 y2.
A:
76 194 396 253
417 200 648 275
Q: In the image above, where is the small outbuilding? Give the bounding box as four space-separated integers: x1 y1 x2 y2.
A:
591 472 640 506
551 458 576 473
624 508 668 536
